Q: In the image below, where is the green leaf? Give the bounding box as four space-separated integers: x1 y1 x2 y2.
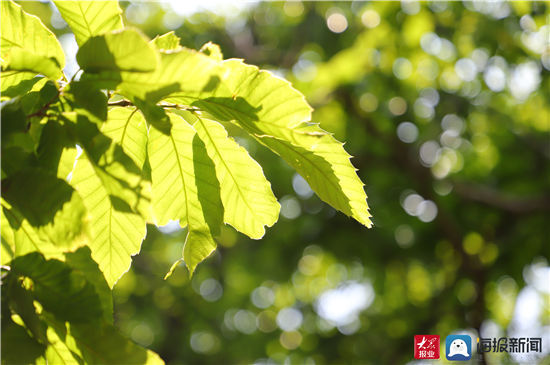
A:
1 318 46 365
36 121 77 177
53 0 123 46
1 197 79 263
65 111 150 217
43 322 83 364
1 206 15 265
1 1 65 77
168 59 372 227
11 253 103 323
0 70 38 95
199 42 223 62
69 110 148 288
2 169 89 250
6 253 163 364
44 317 164 365
7 276 48 344
2 48 62 80
151 31 182 52
64 247 114 324
19 78 58 116
148 111 223 274
80 48 221 103
65 81 107 121
1 97 27 145
260 126 372 226
77 29 158 73
101 107 149 169
191 113 280 239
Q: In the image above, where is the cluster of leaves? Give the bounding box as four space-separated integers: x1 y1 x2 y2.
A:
103 2 548 364
1 1 371 362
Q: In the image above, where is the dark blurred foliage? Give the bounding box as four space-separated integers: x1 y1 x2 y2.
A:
24 1 549 364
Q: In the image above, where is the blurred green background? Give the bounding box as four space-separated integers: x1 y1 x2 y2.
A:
21 1 549 364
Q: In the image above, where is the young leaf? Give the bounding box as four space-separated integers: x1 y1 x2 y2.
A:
257 124 373 227
53 0 123 46
0 208 15 265
65 81 108 121
190 113 280 239
80 48 221 104
69 109 149 288
65 111 150 217
199 42 223 61
11 253 103 322
148 111 223 274
1 200 67 262
1 169 90 252
1 318 46 364
1 1 65 72
64 246 114 324
168 59 372 227
101 107 149 169
44 317 164 364
77 29 158 73
7 253 163 364
6 276 48 344
0 70 37 95
69 155 147 288
3 48 62 80
151 31 182 52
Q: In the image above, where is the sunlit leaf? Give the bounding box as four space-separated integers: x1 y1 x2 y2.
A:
64 111 150 217
168 59 372 227
0 1 65 74
46 318 164 364
190 113 280 239
3 48 62 80
11 253 103 322
80 48 220 103
151 31 182 52
148 111 223 274
53 0 123 46
77 29 158 73
199 42 223 61
69 110 148 288
1 169 89 254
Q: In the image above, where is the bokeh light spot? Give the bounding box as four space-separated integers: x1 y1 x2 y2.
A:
396 122 418 143
361 10 380 29
388 96 407 116
326 12 348 33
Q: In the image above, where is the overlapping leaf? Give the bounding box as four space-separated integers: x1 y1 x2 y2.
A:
7 253 163 364
11 253 103 322
53 0 123 46
148 111 223 274
0 170 89 263
77 29 158 73
3 48 63 80
80 47 221 104
65 111 150 217
190 113 280 239
69 108 149 287
166 59 372 227
42 317 164 364
1 0 65 87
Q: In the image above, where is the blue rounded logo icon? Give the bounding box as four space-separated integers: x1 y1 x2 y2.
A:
446 335 472 361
